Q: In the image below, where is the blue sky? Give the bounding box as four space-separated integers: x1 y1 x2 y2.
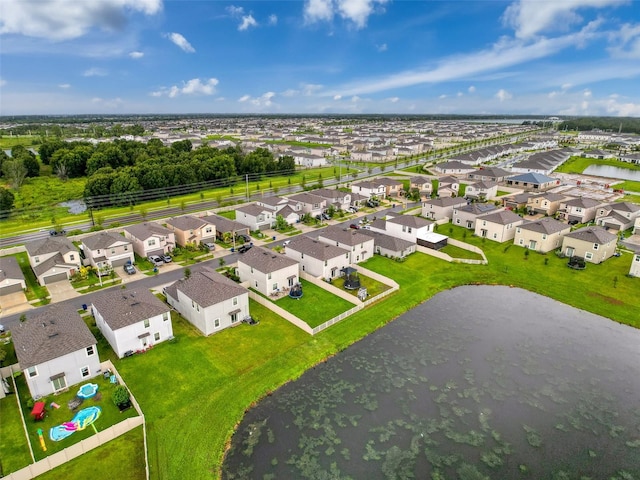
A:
1 0 640 116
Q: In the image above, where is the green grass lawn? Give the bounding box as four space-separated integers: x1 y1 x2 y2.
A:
439 243 484 260
14 252 49 302
554 156 640 174
0 393 33 475
342 273 390 298
273 279 354 328
496 190 510 196
614 180 640 192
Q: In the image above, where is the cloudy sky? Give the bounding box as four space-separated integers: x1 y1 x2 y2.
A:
1 0 639 116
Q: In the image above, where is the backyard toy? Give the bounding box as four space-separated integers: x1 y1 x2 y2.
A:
30 401 46 421
289 283 303 299
341 267 361 290
36 428 47 451
77 383 99 399
49 406 102 441
50 402 60 409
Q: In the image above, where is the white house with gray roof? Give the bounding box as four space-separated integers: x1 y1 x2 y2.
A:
595 202 640 232
286 192 326 217
558 197 602 224
351 179 386 199
92 288 173 358
514 218 571 253
358 229 416 259
0 256 26 296
235 204 276 231
165 268 249 336
238 246 300 297
285 235 350 280
474 210 524 243
81 231 134 270
12 304 100 398
465 180 498 200
370 214 434 243
25 236 81 285
561 226 618 264
630 251 640 277
123 222 176 258
317 227 375 264
422 197 468 221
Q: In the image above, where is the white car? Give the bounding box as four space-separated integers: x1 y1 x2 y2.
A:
282 240 291 246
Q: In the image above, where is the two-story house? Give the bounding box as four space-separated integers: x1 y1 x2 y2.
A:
595 202 640 232
0 256 26 296
561 226 618 263
317 227 375 264
370 214 434 243
286 192 327 218
309 188 352 211
81 231 135 271
165 215 216 247
285 235 350 281
558 197 602 224
464 180 498 201
124 222 176 258
25 236 81 285
630 250 640 277
237 246 300 297
350 180 386 199
526 192 566 216
422 197 468 221
378 178 404 198
453 203 499 229
514 218 571 253
92 288 173 358
201 215 250 241
12 304 100 398
165 268 249 336
409 176 433 196
234 204 276 231
475 210 524 243
437 176 460 198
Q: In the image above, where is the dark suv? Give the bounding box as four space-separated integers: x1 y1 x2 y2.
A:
238 244 252 254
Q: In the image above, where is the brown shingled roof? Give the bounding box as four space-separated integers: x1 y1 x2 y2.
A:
91 287 170 331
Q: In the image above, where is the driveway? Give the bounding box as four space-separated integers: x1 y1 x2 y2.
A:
0 291 31 318
47 281 82 303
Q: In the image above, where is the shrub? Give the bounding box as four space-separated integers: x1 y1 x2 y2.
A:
112 385 130 407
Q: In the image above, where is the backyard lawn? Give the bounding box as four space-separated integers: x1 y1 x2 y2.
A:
0 393 32 476
439 243 485 261
274 279 355 328
342 272 390 299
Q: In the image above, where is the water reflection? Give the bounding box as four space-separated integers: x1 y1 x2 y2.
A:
583 164 640 181
223 286 640 479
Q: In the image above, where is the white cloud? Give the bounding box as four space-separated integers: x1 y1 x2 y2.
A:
495 89 513 101
304 0 388 28
439 94 447 99
83 67 107 77
268 14 278 26
152 78 219 98
583 88 592 97
468 85 476 93
0 0 162 41
561 83 573 90
388 96 399 102
502 0 626 39
89 96 124 109
333 94 342 100
302 84 323 95
238 15 258 31
237 92 276 107
58 83 71 89
351 95 361 102
0 78 7 87
281 89 299 97
457 91 463 97
608 22 640 58
605 97 640 116
167 32 195 53
376 43 388 52
226 5 245 16
129 51 144 59
238 94 251 102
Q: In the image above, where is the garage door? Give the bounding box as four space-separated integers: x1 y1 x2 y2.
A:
111 257 130 267
147 249 164 257
0 283 23 295
43 272 69 284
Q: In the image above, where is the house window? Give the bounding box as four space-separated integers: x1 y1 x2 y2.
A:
301 253 304 259
214 318 220 328
27 366 38 378
163 312 169 321
205 227 212 233
542 234 547 240
34 257 40 263
268 273 272 280
81 366 90 377
273 283 278 291
233 297 238 306
144 319 150 328
456 219 461 224
52 376 67 391
482 221 487 226
255 281 258 287
86 346 95 356
493 233 497 239
124 245 129 251
324 260 328 266
585 252 593 260
402 225 407 232
111 249 115 254
70 254 75 261
149 239 156 246
519 239 523 245
516 227 521 233
154 332 160 341
593 243 599 250
251 267 254 273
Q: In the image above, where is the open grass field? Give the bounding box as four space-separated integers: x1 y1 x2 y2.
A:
554 156 640 174
439 243 484 260
614 179 640 192
0 136 40 149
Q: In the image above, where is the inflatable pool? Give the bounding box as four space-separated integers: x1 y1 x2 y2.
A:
49 406 102 441
77 383 99 399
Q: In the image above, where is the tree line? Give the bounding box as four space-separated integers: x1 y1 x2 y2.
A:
556 117 640 135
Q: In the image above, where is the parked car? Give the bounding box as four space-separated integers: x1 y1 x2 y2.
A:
349 223 360 229
321 213 331 220
203 242 216 251
0 324 5 334
162 254 172 263
238 244 252 254
282 240 291 246
49 229 67 236
123 264 136 275
568 220 580 226
148 255 163 266
236 234 251 243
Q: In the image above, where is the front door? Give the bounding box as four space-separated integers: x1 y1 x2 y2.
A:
52 376 67 391
566 247 575 257
529 240 537 250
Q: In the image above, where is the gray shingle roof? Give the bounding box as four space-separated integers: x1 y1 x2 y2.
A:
82 231 130 250
165 215 211 231
164 268 247 308
477 210 523 225
239 246 299 273
32 253 76 276
25 236 77 257
288 192 326 205
423 197 467 208
124 222 173 240
12 304 97 369
456 203 497 216
201 215 249 234
357 229 414 251
563 197 601 208
565 226 617 244
0 256 25 282
286 236 349 260
519 217 570 234
236 204 270 216
319 226 374 246
91 288 170 331
507 172 555 184
386 214 433 228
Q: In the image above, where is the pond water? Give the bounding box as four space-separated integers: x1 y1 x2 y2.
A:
583 164 640 182
222 286 640 479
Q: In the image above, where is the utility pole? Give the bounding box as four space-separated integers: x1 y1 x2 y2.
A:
245 174 249 200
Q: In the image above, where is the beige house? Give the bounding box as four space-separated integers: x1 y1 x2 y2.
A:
635 217 640 235
453 203 499 229
595 202 640 232
465 180 498 200
124 222 176 257
234 204 276 231
81 231 135 271
422 197 467 221
558 197 602 224
474 210 524 243
409 176 433 196
437 176 460 198
317 227 375 264
237 246 300 297
561 226 617 264
0 256 26 296
630 252 640 277
285 235 350 281
526 192 565 216
165 215 216 246
514 218 571 253
25 236 81 285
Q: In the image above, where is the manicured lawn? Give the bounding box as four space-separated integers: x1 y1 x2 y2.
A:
0 393 32 475
614 179 640 192
274 279 354 328
14 252 49 302
216 210 236 219
496 190 510 196
35 426 146 480
342 272 390 298
14 373 138 462
554 156 640 174
440 243 484 260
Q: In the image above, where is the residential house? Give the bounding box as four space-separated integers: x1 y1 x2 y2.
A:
310 188 352 211
514 218 571 253
200 215 250 241
377 178 404 198
561 226 618 263
526 192 566 216
434 161 475 175
409 176 433 196
422 197 468 221
317 227 375 264
286 192 327 217
474 210 524 242
256 195 293 212
453 203 499 229
25 236 81 285
466 167 511 183
234 204 276 231
92 288 173 358
12 304 100 398
584 149 616 159
558 197 602 224
635 217 640 235
0 256 26 296
123 222 176 258
506 172 559 191
80 231 134 271
595 202 640 232
285 235 350 280
465 180 498 200
370 214 434 243
502 192 532 211
238 246 300 297
630 251 640 277
165 215 216 247
351 179 386 199
358 229 416 259
437 176 460 198
165 268 249 336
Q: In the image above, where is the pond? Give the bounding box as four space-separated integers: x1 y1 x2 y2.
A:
583 164 640 181
222 286 640 479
